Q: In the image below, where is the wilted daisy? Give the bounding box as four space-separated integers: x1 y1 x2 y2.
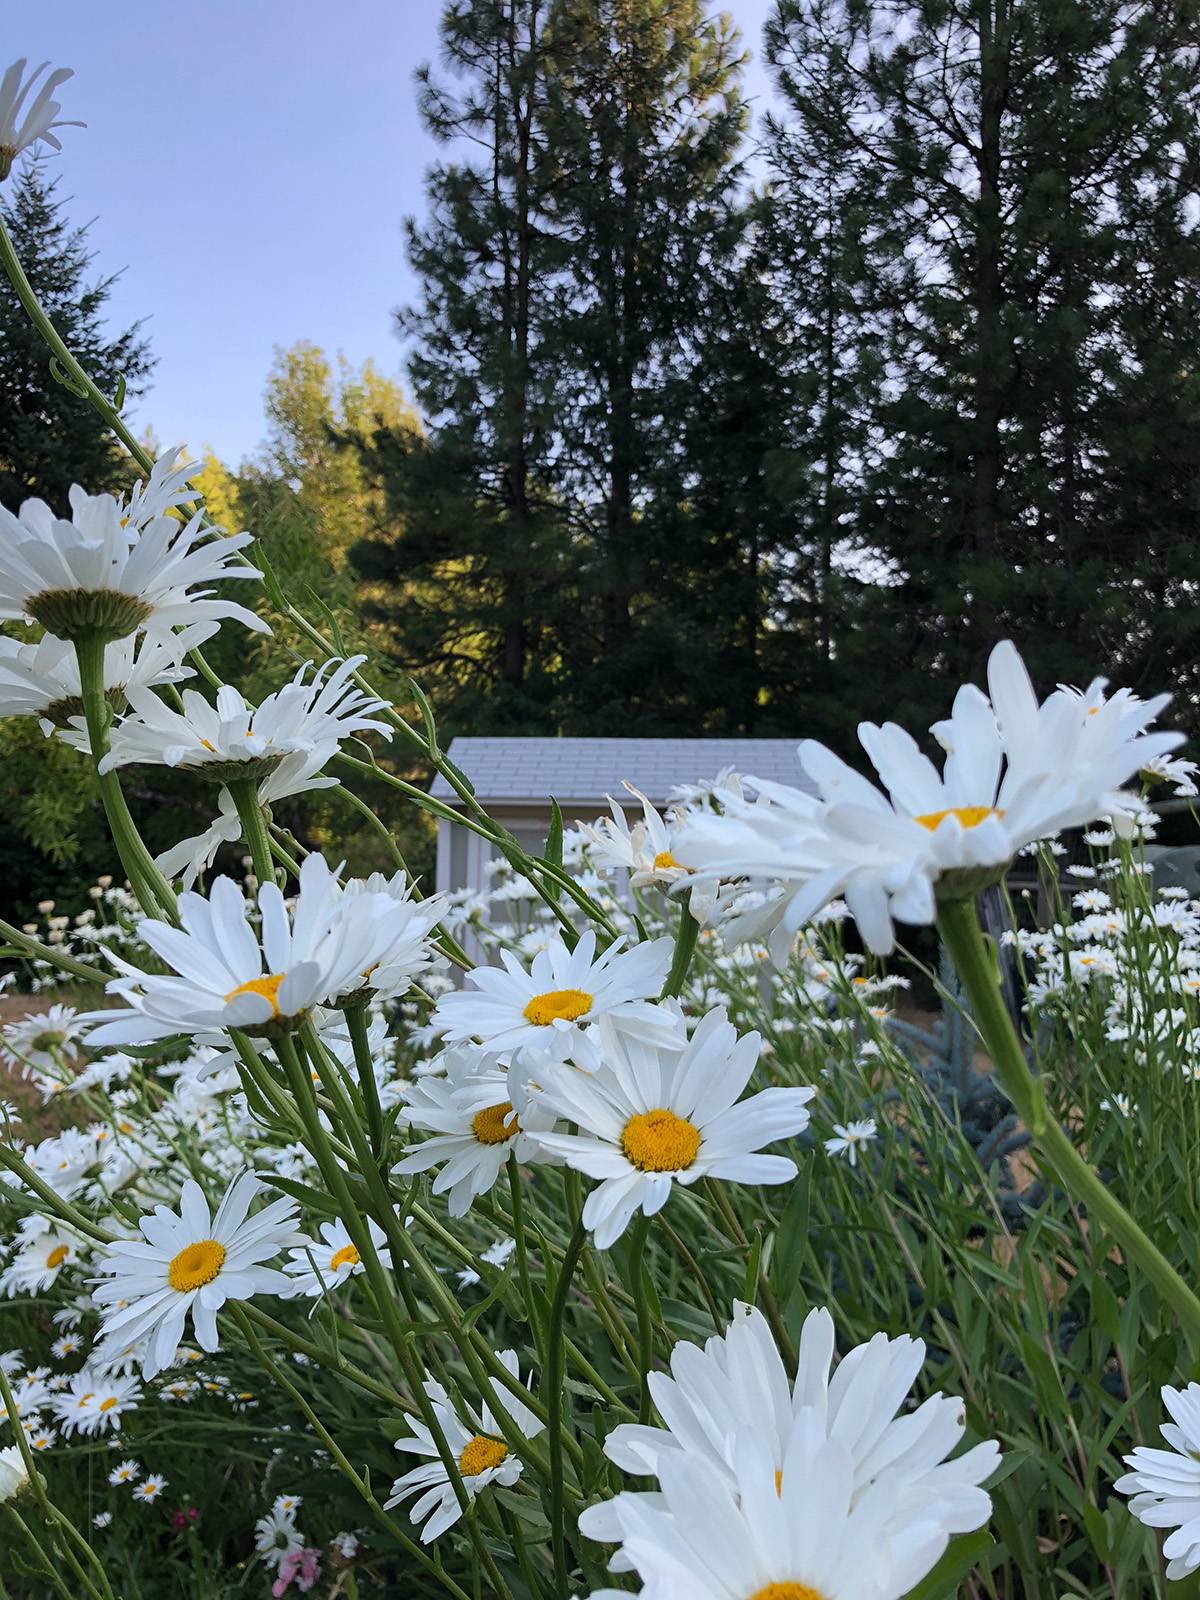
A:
0 484 268 642
394 1057 560 1216
677 641 1184 955
824 1119 878 1167
0 59 82 179
100 655 391 782
581 1302 997 1559
1115 1383 1200 1577
0 625 214 739
81 853 403 1047
0 1444 30 1502
92 1173 300 1377
281 1217 391 1299
385 1351 543 1542
586 1421 969 1600
529 1008 814 1249
432 929 679 1066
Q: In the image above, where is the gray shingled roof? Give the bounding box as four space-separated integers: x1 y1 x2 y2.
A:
428 737 815 805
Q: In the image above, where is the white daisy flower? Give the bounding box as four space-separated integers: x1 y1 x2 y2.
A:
393 1057 560 1217
52 1369 141 1437
93 1511 112 1528
2 1003 83 1072
823 1118 878 1167
324 870 448 1004
0 1444 30 1503
0 1373 48 1425
0 1230 82 1295
581 1302 997 1561
91 1172 300 1378
676 641 1184 956
384 1351 544 1542
432 929 679 1066
0 624 214 738
100 655 391 781
27 1426 55 1452
1115 1383 1200 1577
580 785 717 923
109 1458 141 1485
254 1502 304 1571
0 59 82 179
587 1418 970 1600
117 447 200 532
0 484 268 643
529 1008 815 1249
281 1217 391 1299
80 853 396 1047
133 1472 167 1503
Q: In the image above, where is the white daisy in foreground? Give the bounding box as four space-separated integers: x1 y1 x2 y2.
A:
254 1501 304 1572
81 853 398 1046
0 625 214 738
529 1009 814 1249
91 1172 300 1377
677 641 1184 955
824 1118 878 1167
432 930 679 1066
1115 1382 1200 1577
394 1057 560 1217
0 59 82 178
0 1444 30 1503
101 655 391 781
581 1302 997 1559
587 1422 964 1600
0 485 268 642
282 1216 391 1299
385 1352 543 1542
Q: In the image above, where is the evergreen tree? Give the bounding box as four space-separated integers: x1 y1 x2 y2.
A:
540 0 750 729
353 0 572 732
0 161 152 508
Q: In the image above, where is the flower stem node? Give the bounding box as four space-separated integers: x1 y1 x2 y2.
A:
28 588 152 643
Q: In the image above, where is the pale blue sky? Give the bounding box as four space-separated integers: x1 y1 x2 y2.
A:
17 1 780 465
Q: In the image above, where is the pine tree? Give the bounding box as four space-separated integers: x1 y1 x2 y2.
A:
353 0 571 732
0 161 152 508
539 0 750 728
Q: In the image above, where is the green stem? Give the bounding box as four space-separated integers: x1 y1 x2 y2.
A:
660 903 700 999
628 1214 656 1423
508 1152 545 1365
226 778 278 888
73 632 177 919
938 894 1200 1348
548 1218 588 1599
343 1000 385 1160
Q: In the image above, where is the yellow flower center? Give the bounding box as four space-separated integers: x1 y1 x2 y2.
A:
749 1587 826 1600
621 1108 701 1172
99 1397 118 1413
653 850 681 870
913 805 1001 831
775 1468 783 1494
458 1434 508 1477
472 1102 520 1145
523 987 593 1026
330 1244 359 1272
45 1245 69 1270
224 972 286 1015
168 1239 227 1293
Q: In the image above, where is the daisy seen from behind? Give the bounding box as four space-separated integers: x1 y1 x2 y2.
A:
0 59 82 178
385 1351 543 1542
91 1172 300 1377
529 1008 814 1249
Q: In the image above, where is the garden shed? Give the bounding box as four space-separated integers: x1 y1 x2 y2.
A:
429 736 812 897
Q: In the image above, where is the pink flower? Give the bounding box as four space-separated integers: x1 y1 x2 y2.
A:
171 1506 199 1531
271 1547 320 1596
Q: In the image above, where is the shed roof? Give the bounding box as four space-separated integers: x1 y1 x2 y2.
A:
428 737 815 805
